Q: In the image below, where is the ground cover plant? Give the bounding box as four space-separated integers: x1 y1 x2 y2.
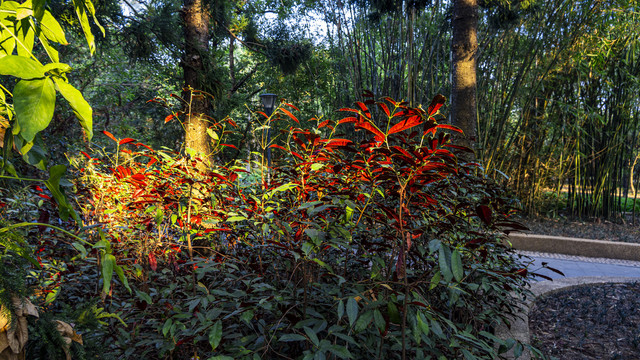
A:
1 94 548 359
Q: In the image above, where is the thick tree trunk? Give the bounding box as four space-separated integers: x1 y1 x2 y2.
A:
450 0 478 160
182 0 211 163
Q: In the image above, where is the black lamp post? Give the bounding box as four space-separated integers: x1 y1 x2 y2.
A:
260 93 278 167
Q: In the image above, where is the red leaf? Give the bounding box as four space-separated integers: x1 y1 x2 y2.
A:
80 151 92 159
362 90 374 98
227 118 238 127
131 173 146 181
436 124 463 133
102 130 118 142
119 138 136 145
290 151 304 160
323 138 353 148
476 205 492 225
338 117 358 124
280 108 299 124
284 103 300 111
427 94 446 116
147 158 157 167
356 122 385 141
338 108 360 113
318 120 330 128
269 144 288 151
164 114 174 123
356 102 371 118
378 102 390 117
148 253 157 271
388 115 423 135
220 143 238 150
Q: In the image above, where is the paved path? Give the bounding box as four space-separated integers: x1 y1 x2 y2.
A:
519 251 640 280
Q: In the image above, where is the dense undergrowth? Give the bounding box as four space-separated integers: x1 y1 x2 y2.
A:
1 95 547 359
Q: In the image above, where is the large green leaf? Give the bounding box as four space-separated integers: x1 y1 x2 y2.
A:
0 55 45 79
44 164 78 222
37 31 59 62
208 320 222 350
101 253 115 295
14 77 55 142
32 0 45 20
346 297 358 327
72 0 103 54
53 77 93 141
40 10 67 44
451 250 464 282
16 18 34 57
438 244 453 283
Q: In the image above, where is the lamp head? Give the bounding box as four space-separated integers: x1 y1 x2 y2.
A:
260 93 278 111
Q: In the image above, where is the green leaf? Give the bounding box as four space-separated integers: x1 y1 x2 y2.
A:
162 318 173 337
373 309 385 331
135 290 152 304
207 357 234 360
354 310 373 332
72 242 88 258
208 320 222 350
430 271 441 290
52 77 92 141
337 299 344 320
279 333 307 342
387 301 401 324
417 312 429 336
327 345 353 359
438 244 453 283
114 264 131 293
44 165 78 221
303 326 319 347
101 253 115 295
346 297 358 327
37 31 59 62
14 77 55 142
16 18 34 57
16 7 32 21
451 250 464 282
73 0 94 54
0 55 45 79
43 62 72 75
32 0 45 19
40 10 67 44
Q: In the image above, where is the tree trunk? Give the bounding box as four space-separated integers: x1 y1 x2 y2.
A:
182 0 211 163
450 0 478 160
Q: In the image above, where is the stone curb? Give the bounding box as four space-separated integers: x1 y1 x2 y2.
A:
496 276 640 360
507 233 640 261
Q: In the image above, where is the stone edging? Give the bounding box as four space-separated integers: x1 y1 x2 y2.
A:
507 233 640 262
496 276 640 360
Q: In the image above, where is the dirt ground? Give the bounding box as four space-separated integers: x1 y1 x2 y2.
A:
523 216 640 359
528 282 640 360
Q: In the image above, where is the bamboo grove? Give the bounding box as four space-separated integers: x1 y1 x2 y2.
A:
303 0 640 219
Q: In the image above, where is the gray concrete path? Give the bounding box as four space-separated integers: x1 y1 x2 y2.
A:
518 250 640 280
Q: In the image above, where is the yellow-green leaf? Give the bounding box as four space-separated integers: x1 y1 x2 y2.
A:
16 18 34 57
14 77 55 142
40 10 67 44
0 55 44 79
53 77 93 141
